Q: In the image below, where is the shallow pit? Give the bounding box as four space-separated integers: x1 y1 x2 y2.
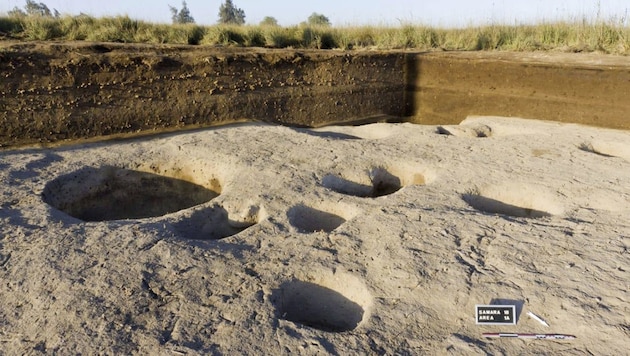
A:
174 204 262 240
273 271 372 332
437 124 493 138
276 280 363 332
42 166 221 221
287 205 346 233
579 141 630 161
462 183 563 218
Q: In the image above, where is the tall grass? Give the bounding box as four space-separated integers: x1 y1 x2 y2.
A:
0 13 628 54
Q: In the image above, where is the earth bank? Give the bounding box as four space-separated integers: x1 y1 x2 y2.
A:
1 41 629 148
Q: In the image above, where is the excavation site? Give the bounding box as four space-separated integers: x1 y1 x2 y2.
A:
1 41 629 355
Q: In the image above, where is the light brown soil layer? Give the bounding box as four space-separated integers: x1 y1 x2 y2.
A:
408 51 630 129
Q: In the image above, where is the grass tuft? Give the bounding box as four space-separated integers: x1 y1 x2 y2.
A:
0 13 628 54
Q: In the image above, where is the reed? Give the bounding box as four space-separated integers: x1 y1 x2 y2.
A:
1 14 628 54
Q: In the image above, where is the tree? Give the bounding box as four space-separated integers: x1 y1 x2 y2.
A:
8 0 58 17
260 16 278 27
169 1 195 24
218 0 245 25
307 12 331 26
25 0 52 16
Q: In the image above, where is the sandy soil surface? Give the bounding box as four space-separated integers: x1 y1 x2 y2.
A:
1 116 628 354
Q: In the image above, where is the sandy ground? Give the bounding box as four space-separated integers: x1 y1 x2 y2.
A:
0 116 629 354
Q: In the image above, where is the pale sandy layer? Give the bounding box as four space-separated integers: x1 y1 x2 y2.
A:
0 117 629 354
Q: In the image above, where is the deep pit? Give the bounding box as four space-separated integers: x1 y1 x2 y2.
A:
322 166 429 198
42 166 221 221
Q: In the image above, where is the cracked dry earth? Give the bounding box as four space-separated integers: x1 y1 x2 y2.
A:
0 116 629 354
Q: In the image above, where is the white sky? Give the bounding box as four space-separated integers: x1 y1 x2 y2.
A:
1 0 628 27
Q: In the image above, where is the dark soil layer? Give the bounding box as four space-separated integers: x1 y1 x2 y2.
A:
0 41 405 148
1 42 629 148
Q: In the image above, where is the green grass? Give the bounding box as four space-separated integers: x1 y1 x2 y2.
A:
0 14 628 54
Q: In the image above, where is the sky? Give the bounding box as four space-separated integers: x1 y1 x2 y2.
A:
1 0 629 27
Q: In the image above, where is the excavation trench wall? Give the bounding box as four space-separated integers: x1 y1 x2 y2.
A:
1 42 629 147
0 42 406 148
